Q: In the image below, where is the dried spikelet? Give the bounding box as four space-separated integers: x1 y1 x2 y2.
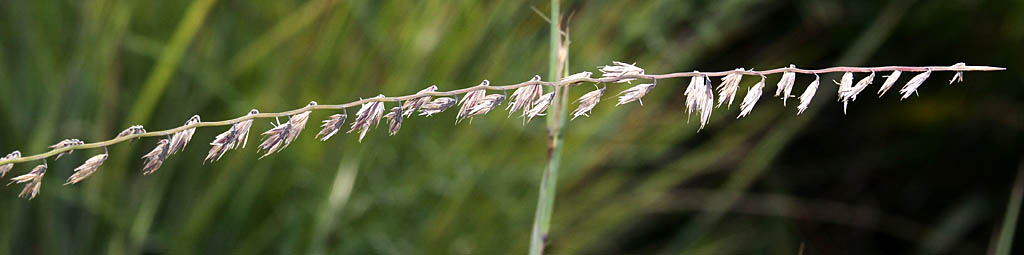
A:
0 151 21 178
684 73 714 130
840 72 875 114
949 62 966 84
142 139 170 175
258 119 291 159
206 109 258 163
284 101 316 144
878 70 902 97
317 113 347 141
562 71 592 82
572 87 605 120
525 92 554 123
900 70 932 100
402 85 437 117
457 81 489 121
598 61 645 83
797 74 820 115
507 75 543 117
717 69 744 108
169 115 201 155
383 107 404 136
348 95 386 142
738 75 766 118
775 65 797 106
616 82 657 106
419 97 456 117
834 72 855 114
49 139 84 159
9 162 46 199
117 125 146 141
462 94 505 122
66 149 108 185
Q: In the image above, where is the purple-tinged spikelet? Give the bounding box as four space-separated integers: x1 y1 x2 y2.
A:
9 162 46 199
117 125 147 141
66 149 108 185
0 151 20 178
49 139 84 160
507 75 543 117
383 107 404 136
142 139 170 175
317 113 347 141
457 81 488 122
572 87 605 121
525 92 554 123
206 109 258 163
402 85 437 118
169 115 201 155
349 95 386 142
419 97 456 117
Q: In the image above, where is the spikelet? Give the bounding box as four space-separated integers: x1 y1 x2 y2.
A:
797 74 820 115
284 101 316 143
841 72 875 114
572 87 605 120
116 125 146 141
775 65 797 106
834 72 855 114
317 113 347 141
9 162 46 199
402 85 437 118
949 62 966 84
462 94 505 122
562 71 593 82
524 92 554 123
738 75 766 118
717 69 744 108
507 75 543 117
383 107 404 136
419 97 456 117
0 151 21 178
66 149 108 185
348 95 386 142
49 139 84 159
169 115 201 155
878 70 902 97
598 61 645 83
142 139 170 175
206 109 258 163
457 81 489 121
900 70 932 100
257 102 315 158
684 73 714 130
617 82 657 106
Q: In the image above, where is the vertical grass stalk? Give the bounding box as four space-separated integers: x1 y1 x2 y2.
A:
529 0 562 254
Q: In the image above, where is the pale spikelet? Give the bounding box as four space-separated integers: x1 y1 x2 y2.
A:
463 94 505 122
834 72 855 114
738 76 766 118
284 101 316 144
116 125 146 141
507 75 543 117
616 82 657 106
348 95 386 142
717 69 744 108
571 87 605 120
598 61 645 83
49 139 84 159
877 70 902 97
317 113 347 141
258 119 291 159
684 73 714 130
457 81 488 121
561 71 592 82
0 151 21 178
142 139 170 175
775 65 797 106
206 109 258 163
840 72 875 114
418 97 456 117
169 115 201 155
797 74 820 115
899 70 932 100
402 85 437 117
525 92 554 123
9 162 46 200
383 107 404 136
949 62 966 84
66 150 108 185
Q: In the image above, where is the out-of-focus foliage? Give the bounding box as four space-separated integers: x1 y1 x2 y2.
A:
0 0 1021 254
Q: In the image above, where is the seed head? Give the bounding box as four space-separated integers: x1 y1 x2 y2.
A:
284 101 316 144
525 92 554 123
840 72 874 114
572 87 605 121
949 62 966 84
616 82 657 106
0 151 21 178
717 69 744 108
117 125 147 141
206 109 258 163
598 61 645 83
49 139 84 160
457 81 489 121
775 65 797 106
419 97 456 117
66 150 108 185
900 70 932 100
507 77 544 117
738 75 766 118
348 95 386 142
562 71 593 82
684 73 714 130
9 162 46 200
462 94 505 122
797 74 820 115
317 113 347 141
142 139 170 175
258 120 291 159
878 70 902 97
169 115 201 155
402 85 438 118
383 107 404 136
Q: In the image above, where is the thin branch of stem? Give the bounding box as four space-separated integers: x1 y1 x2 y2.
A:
531 0 564 253
0 64 1004 166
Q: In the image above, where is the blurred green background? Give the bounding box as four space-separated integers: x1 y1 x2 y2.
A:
1 0 1022 254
